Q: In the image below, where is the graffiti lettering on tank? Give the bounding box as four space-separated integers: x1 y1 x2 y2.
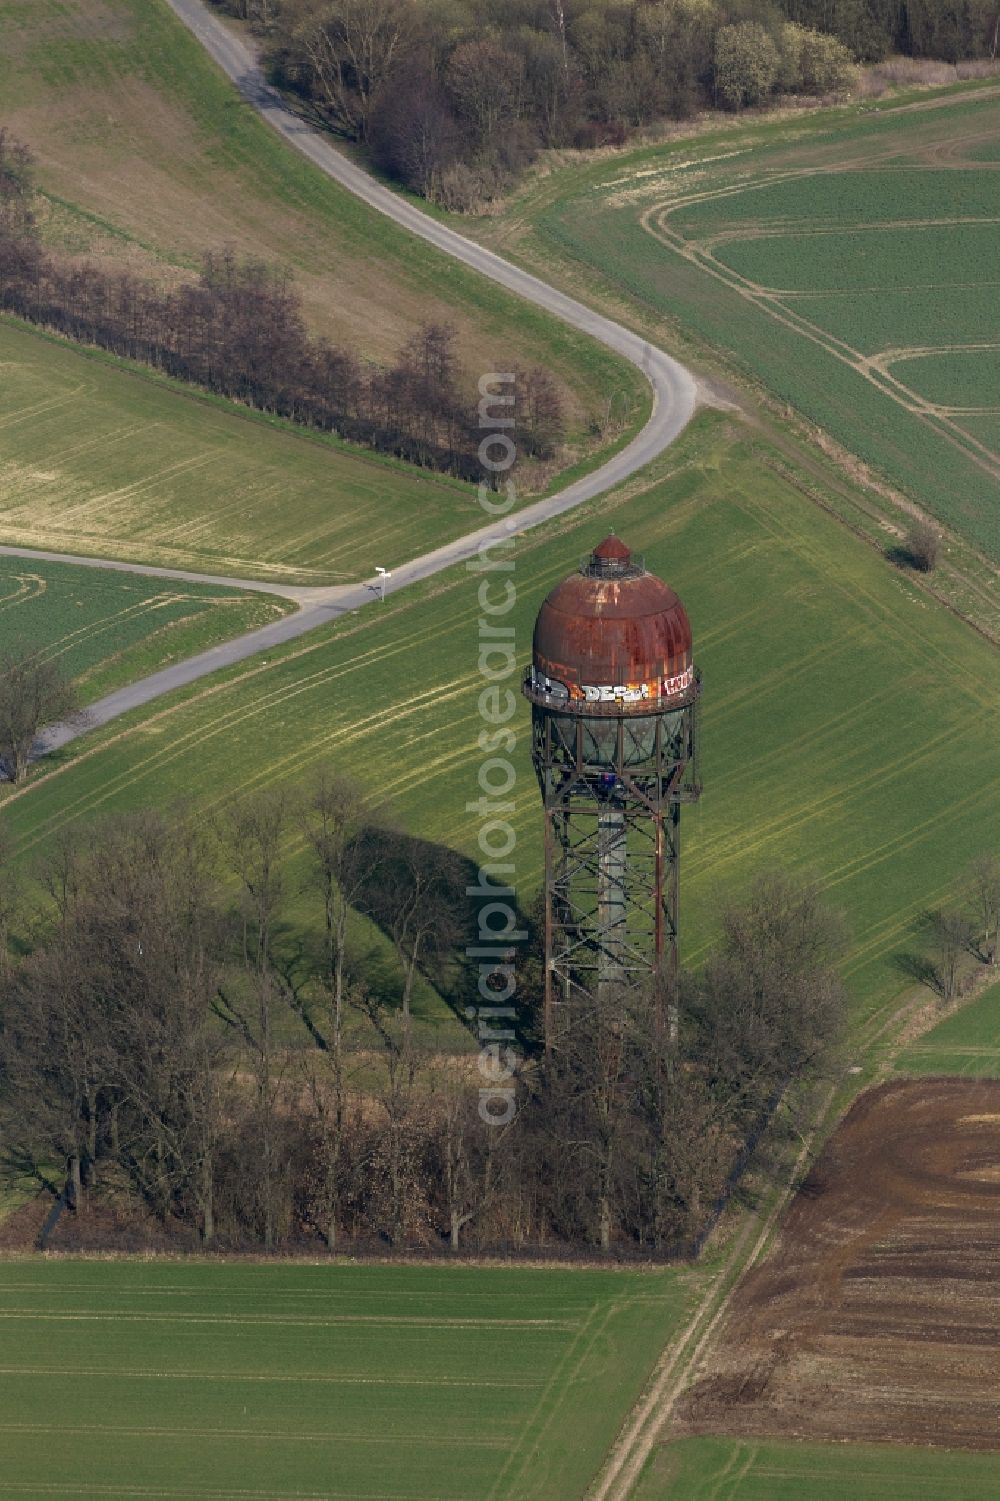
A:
529 664 693 704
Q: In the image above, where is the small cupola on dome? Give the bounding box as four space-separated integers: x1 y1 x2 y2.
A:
585 533 642 579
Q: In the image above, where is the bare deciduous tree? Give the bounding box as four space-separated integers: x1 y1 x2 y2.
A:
969 853 1000 965
0 127 36 238
0 823 18 982
428 1063 509 1250
904 520 940 572
0 651 80 784
216 792 289 1251
297 772 389 1246
351 983 428 1245
368 65 460 195
446 37 527 142
288 0 415 140
922 906 975 1000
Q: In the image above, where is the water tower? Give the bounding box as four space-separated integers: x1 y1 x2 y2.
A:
523 535 700 1047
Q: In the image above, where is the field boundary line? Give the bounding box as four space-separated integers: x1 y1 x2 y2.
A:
0 1485 416 1501
643 186 1000 488
0 1419 507 1447
586 1082 838 1501
609 968 1000 1496
0 1308 573 1328
0 1363 541 1387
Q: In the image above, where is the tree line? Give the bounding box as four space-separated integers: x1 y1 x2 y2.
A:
781 0 999 63
0 767 855 1256
219 0 1000 207
215 0 866 208
0 129 565 477
4 760 997 1257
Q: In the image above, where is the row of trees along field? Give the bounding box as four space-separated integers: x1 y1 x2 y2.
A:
212 0 997 208
0 771 855 1256
3 740 997 1255
782 0 1000 63
0 130 564 478
250 0 860 205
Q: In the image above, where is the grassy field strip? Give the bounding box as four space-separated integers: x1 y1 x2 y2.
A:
484 1302 605 1500
0 0 639 430
0 571 45 605
878 344 1000 409
0 1366 540 1387
510 94 1000 557
647 161 1000 488
0 553 288 702
588 1082 838 1501
5 651 484 860
644 204 1000 493
0 1490 401 1499
635 1438 1000 1499
0 1488 404 1500
1 612 463 835
0 1259 693 1500
0 1421 507 1444
0 1309 576 1327
24 589 254 675
685 715 989 896
895 978 1000 1075
0 321 490 584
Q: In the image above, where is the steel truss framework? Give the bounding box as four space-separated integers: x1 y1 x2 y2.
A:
529 685 700 1048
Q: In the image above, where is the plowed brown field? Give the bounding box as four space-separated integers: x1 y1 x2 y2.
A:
681 1079 1000 1450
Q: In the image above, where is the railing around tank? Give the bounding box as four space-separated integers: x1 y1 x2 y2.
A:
579 552 646 580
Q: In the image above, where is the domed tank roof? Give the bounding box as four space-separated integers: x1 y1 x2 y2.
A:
592 533 632 562
525 535 694 713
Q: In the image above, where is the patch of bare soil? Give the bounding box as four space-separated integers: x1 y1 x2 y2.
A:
679 1079 1000 1451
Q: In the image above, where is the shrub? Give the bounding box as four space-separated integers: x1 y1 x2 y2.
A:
904 519 941 572
715 21 780 109
778 22 857 95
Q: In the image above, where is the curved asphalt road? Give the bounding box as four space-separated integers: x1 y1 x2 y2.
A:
18 0 697 764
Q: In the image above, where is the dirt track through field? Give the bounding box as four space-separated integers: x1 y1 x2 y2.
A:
680 1079 1000 1451
637 125 1000 501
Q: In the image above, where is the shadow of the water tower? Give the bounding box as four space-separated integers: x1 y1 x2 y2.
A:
344 826 542 1053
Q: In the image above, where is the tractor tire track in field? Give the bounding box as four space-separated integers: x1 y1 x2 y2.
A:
641 170 1000 486
1 0 695 771
587 945 976 1501
586 1081 840 1501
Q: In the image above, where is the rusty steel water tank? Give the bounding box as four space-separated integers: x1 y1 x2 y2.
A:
524 534 696 766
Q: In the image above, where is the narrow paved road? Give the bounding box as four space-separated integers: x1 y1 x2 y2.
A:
164 0 696 481
19 0 698 764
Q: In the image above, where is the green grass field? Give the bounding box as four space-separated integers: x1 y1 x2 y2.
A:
958 413 1000 454
0 319 495 583
0 1256 695 1501
636 1436 1000 1499
477 86 1000 560
5 414 998 1030
895 976 1000 1076
888 349 1000 409
0 0 644 451
0 550 287 702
